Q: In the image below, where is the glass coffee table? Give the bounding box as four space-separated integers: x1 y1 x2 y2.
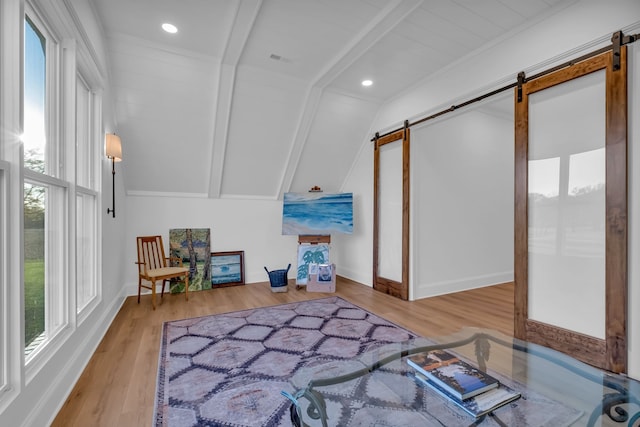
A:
284 328 640 426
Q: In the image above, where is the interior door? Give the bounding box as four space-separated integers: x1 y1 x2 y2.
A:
514 49 627 372
373 127 409 300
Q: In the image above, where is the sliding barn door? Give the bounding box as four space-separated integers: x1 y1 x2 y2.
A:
514 49 627 372
373 127 409 300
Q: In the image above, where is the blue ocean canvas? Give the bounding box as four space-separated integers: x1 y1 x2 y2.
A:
211 253 243 285
282 192 353 235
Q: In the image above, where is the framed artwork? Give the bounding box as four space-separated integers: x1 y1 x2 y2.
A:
211 251 245 287
296 244 329 285
169 228 211 293
317 264 333 282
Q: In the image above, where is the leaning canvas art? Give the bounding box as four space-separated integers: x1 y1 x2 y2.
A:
282 192 353 235
211 251 245 287
296 243 330 285
169 228 211 293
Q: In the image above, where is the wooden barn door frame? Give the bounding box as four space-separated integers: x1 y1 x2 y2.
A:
514 48 628 372
373 123 410 300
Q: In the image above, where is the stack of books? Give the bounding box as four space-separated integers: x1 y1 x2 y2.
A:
407 349 521 418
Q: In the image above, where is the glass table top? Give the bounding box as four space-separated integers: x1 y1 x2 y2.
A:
284 327 640 427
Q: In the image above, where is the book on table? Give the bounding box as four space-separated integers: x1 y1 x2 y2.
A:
413 371 521 418
406 349 499 400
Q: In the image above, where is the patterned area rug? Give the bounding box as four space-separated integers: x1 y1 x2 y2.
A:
154 297 581 426
155 297 417 426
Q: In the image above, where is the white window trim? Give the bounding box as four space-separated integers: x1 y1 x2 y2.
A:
75 187 99 321
0 160 10 397
22 175 70 376
23 5 71 380
0 0 24 413
74 70 102 322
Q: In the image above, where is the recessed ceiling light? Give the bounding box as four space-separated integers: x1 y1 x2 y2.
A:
361 79 373 87
162 23 178 34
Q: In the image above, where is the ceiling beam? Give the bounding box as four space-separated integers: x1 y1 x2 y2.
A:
275 86 323 200
208 0 262 198
276 0 423 199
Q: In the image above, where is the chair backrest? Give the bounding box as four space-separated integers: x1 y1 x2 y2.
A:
137 236 168 275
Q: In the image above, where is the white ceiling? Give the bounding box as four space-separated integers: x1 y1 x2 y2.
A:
91 0 566 199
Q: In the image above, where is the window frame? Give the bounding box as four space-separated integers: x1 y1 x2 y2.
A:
75 72 101 319
22 170 69 367
22 5 70 377
21 1 104 378
0 161 9 396
75 188 98 319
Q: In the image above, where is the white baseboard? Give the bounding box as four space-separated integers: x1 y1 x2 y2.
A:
413 272 513 300
334 265 372 288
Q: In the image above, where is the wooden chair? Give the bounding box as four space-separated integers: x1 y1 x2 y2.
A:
136 235 189 309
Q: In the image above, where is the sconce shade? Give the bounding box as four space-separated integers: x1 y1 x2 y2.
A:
105 133 123 161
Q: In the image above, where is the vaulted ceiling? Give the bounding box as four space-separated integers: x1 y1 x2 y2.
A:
91 0 566 199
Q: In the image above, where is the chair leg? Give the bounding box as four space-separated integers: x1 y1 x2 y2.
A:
161 279 167 298
184 274 189 301
138 277 142 304
151 280 157 310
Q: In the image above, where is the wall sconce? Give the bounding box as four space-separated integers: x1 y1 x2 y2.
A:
105 133 122 218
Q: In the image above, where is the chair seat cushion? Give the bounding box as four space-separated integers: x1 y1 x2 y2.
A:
146 266 188 279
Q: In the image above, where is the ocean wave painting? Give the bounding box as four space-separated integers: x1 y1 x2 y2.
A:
282 192 353 235
211 251 244 286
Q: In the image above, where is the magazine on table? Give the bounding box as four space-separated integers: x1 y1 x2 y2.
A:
414 372 521 418
407 349 499 400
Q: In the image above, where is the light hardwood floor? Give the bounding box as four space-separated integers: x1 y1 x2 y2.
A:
52 278 514 426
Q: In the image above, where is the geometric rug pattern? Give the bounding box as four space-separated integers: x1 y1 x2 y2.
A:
154 297 417 426
154 296 582 426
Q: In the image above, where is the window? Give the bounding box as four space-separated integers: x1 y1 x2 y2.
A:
23 13 67 361
75 75 99 316
23 181 45 352
23 6 103 360
23 16 48 356
23 16 47 175
76 76 94 189
76 192 97 312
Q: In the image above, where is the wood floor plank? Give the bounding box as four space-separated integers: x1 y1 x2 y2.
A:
51 278 514 426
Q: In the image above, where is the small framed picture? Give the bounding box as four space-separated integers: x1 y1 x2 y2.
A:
307 263 336 293
211 251 245 287
317 264 333 282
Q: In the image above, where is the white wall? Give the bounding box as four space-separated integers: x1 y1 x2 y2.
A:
333 141 375 286
342 0 640 379
411 102 514 299
124 195 300 293
102 157 128 304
